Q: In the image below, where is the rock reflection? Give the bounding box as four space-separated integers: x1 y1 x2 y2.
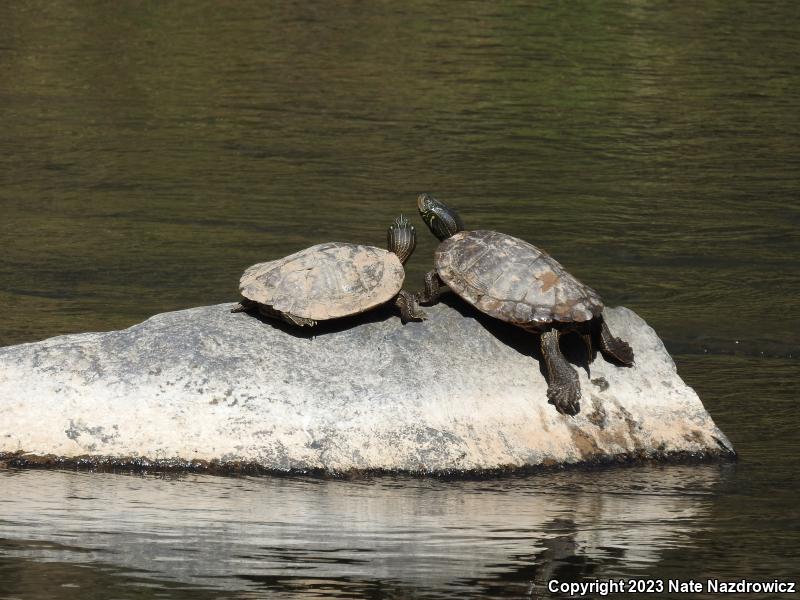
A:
0 465 725 598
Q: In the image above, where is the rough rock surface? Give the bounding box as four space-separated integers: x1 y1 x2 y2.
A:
0 302 734 474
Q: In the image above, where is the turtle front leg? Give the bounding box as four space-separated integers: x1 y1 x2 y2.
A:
598 319 635 366
540 329 581 416
395 289 427 323
417 270 447 305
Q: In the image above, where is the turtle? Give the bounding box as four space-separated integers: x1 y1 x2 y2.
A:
415 193 634 416
231 215 427 326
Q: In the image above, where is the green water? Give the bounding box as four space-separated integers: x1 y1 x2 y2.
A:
1 1 798 598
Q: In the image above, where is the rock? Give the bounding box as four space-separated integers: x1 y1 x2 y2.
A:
0 302 734 475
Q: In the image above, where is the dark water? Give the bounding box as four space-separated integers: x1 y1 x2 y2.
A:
1 1 798 598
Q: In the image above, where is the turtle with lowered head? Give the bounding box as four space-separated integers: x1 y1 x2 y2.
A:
232 215 427 326
415 193 634 416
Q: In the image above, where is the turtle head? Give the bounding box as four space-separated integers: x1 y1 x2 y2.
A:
387 214 416 264
417 193 465 241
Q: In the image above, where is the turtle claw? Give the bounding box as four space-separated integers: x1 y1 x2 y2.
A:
547 382 581 416
405 308 428 323
613 340 635 366
599 321 635 366
396 290 427 323
540 329 582 416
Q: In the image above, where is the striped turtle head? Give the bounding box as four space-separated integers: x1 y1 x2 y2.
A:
387 214 416 264
417 193 465 241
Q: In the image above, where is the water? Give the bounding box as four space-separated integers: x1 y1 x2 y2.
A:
0 466 734 599
1 1 798 597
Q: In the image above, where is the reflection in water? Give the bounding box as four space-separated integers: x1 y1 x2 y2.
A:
0 465 724 598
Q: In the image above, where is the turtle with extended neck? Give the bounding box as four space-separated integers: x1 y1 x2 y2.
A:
232 215 427 326
415 194 633 416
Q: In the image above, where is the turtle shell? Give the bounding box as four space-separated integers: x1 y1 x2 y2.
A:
239 242 404 321
435 230 603 325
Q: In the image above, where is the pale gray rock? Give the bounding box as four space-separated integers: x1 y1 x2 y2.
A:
0 302 734 474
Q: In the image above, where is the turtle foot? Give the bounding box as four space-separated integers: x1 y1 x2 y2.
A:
231 299 256 313
540 329 582 416
404 307 428 323
607 338 634 366
547 381 581 416
599 322 635 366
396 290 427 323
417 270 445 306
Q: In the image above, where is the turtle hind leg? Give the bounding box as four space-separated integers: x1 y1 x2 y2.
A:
598 320 635 366
395 289 427 323
540 329 581 416
231 299 258 313
250 303 317 327
280 312 317 327
262 305 316 327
